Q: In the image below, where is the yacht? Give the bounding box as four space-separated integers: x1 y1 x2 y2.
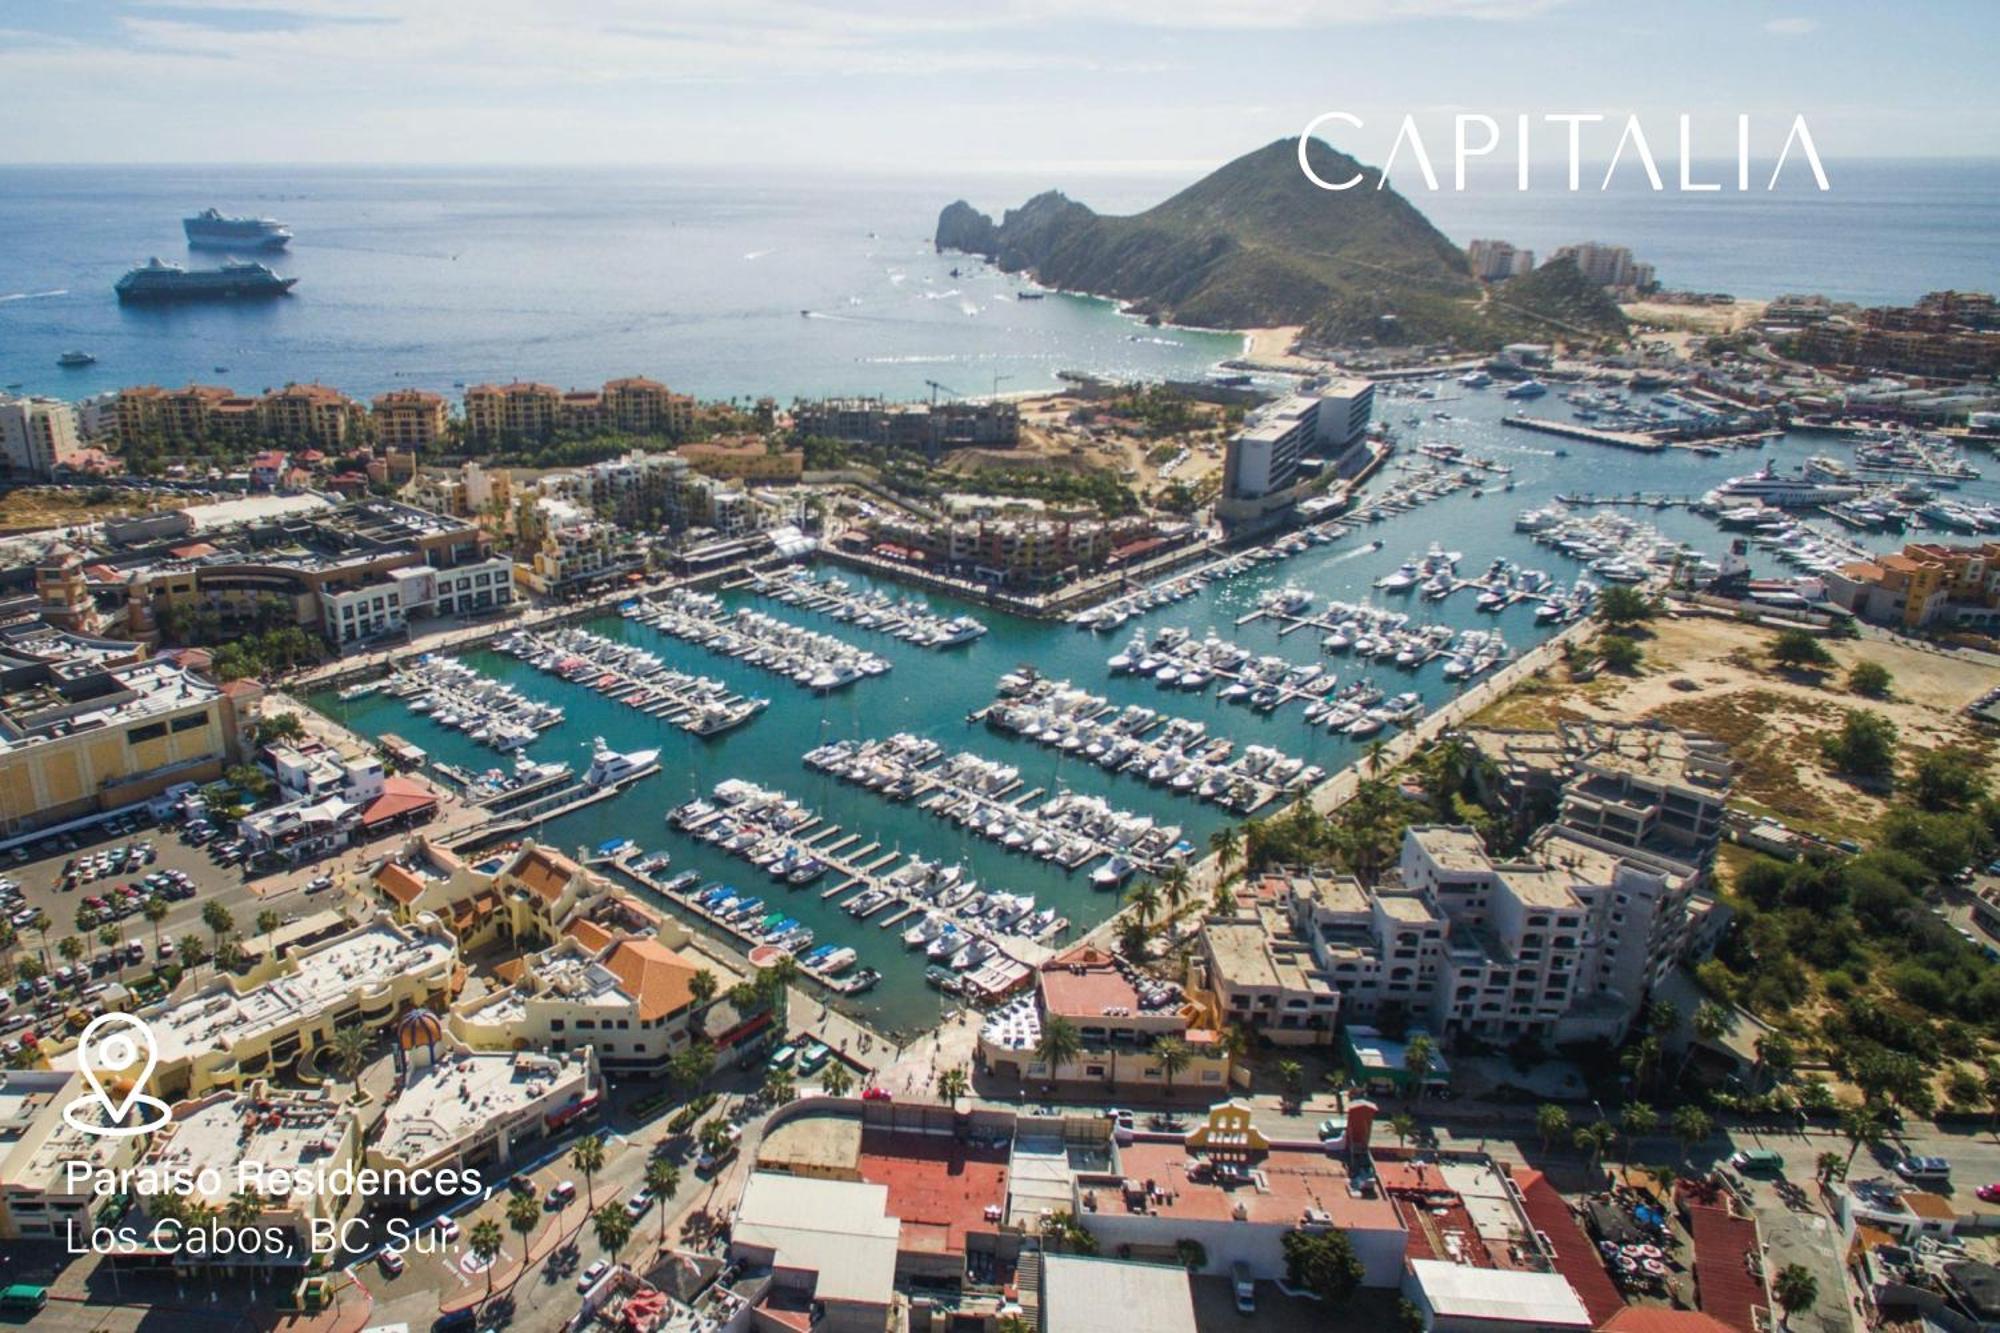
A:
583 736 661 787
1704 460 1861 508
1504 379 1548 399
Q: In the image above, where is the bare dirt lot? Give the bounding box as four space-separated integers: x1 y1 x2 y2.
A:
1474 610 1998 839
0 485 164 532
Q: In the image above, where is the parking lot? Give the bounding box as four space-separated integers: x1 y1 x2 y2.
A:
0 804 338 1062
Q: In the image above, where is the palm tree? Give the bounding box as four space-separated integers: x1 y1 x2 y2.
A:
177 932 209 974
1624 1035 1663 1094
591 1203 633 1260
1160 864 1192 917
1154 1037 1192 1098
1814 1151 1846 1184
505 1192 542 1275
1275 1060 1304 1103
821 1063 854 1097
470 1218 504 1299
57 936 83 969
644 1158 681 1250
1388 1111 1416 1150
1618 1102 1658 1163
1125 880 1160 928
1402 1034 1436 1102
224 1191 262 1229
572 1135 607 1208
1681 1001 1730 1078
1670 1105 1713 1162
144 897 169 956
689 968 717 1008
1773 1263 1819 1328
1210 882 1236 917
1839 1104 1886 1168
1536 1103 1571 1153
935 1066 970 1103
1207 825 1241 882
1365 738 1388 776
96 924 121 969
215 933 247 974
75 905 98 936
329 1025 370 1094
1035 1016 1082 1082
256 909 280 940
698 1117 734 1162
26 909 51 965
201 901 235 956
763 1067 796 1105
1574 1122 1615 1175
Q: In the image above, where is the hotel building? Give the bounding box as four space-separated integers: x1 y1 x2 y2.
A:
0 395 87 478
372 389 452 451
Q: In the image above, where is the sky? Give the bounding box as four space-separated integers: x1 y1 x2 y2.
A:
2 0 1996 170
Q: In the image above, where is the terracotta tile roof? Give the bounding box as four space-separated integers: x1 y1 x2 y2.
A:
492 958 528 985
508 845 580 904
362 776 439 826
1600 1310 1739 1333
564 918 618 954
602 938 698 1022
374 862 428 906
1685 1203 1768 1333
1512 1167 1626 1327
1903 1191 1957 1221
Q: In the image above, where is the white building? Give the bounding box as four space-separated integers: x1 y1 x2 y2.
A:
1467 239 1536 280
1550 241 1656 290
0 395 86 477
0 1070 138 1241
1405 1259 1593 1333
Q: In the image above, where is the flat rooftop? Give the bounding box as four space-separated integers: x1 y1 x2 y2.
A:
1410 826 1491 873
756 1111 863 1177
0 1071 125 1194
375 1049 591 1168
1203 922 1284 989
1105 1140 1402 1233
475 949 630 1027
856 1128 1010 1257
147 1092 354 1208
1496 865 1584 911
77 922 453 1069
1041 1254 1196 1333
0 657 220 752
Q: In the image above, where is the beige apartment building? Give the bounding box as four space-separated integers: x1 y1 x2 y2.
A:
372 388 452 450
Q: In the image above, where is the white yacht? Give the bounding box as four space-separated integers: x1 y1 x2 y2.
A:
583 736 661 787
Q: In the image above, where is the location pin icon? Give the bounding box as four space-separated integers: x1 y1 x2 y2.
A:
79 1013 160 1126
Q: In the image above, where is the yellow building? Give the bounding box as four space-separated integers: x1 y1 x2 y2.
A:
604 376 694 437
0 653 239 837
59 914 458 1101
464 381 561 443
373 388 451 450
259 382 365 448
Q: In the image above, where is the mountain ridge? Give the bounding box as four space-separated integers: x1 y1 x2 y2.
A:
935 138 1628 348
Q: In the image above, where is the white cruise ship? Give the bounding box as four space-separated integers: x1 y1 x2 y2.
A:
1704 461 1861 509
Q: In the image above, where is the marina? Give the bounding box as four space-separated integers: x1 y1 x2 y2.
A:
312 382 2000 1033
624 588 894 692
742 567 989 648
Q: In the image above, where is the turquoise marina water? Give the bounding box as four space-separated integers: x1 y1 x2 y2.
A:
312 388 1996 1033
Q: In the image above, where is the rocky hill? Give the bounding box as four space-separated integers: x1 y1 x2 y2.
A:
935 138 1628 349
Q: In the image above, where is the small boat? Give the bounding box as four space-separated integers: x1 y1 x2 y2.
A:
57 351 96 368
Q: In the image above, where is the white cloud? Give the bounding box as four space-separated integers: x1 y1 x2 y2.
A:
1764 17 1818 36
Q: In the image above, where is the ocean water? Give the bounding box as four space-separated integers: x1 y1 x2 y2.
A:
310 385 1999 1033
3 159 1993 404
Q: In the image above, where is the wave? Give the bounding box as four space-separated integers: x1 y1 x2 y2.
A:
0 289 68 303
743 249 774 260
919 288 961 300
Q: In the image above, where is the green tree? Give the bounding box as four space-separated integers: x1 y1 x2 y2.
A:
1846 659 1893 698
1770 628 1835 672
1815 1151 1846 1184
1154 1036 1192 1097
1599 634 1643 672
1671 1105 1713 1161
470 1218 505 1299
820 1062 854 1097
1536 1103 1571 1153
1208 825 1241 882
178 932 209 974
97 924 121 969
259 710 306 745
935 1065 970 1103
1910 749 1988 812
1403 1033 1437 1101
256 909 280 940
644 1158 681 1250
1618 1102 1658 1162
1596 584 1654 627
329 1025 370 1093
505 1191 542 1273
1388 1111 1416 1149
1682 1001 1730 1077
590 1203 633 1260
200 901 235 954
1839 1104 1886 1167
1574 1121 1615 1173
572 1135 607 1209
144 897 170 956
1822 709 1898 779
1276 1060 1305 1102
1035 1016 1082 1079
763 1067 796 1105
1125 879 1160 927
1281 1227 1364 1307
689 967 717 1008
57 936 82 968
25 909 51 964
1773 1263 1819 1326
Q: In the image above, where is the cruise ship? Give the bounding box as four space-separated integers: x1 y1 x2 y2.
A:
183 207 292 249
114 258 298 303
1702 461 1861 508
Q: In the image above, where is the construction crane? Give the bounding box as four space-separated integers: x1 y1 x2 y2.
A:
991 373 1012 397
924 379 960 407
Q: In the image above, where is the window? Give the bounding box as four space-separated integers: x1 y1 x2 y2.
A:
550 1021 565 1032
127 722 168 745
575 1019 595 1030
171 714 207 733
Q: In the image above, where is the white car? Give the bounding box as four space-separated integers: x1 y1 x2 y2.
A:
576 1260 609 1292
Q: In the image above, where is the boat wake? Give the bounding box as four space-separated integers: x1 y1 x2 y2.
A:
743 249 774 260
0 289 67 303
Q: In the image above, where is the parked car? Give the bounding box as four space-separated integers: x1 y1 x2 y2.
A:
576 1260 609 1293
1894 1155 1951 1184
546 1180 576 1209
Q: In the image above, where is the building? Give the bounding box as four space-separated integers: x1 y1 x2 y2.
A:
1316 378 1377 452
115 383 237 444
59 915 457 1100
259 382 365 448
792 397 1020 460
452 934 712 1079
1404 1260 1592 1333
464 381 561 443
134 1085 364 1266
1217 386 1374 533
373 389 451 451
0 395 87 477
1549 242 1656 290
847 512 1184 592
367 1018 599 1195
603 376 694 437
0 648 239 837
1198 875 1344 1046
1466 239 1536 280
517 497 634 595
730 1172 901 1333
978 944 1232 1092
1827 540 2000 630
0 1070 139 1241
1040 1255 1195 1333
